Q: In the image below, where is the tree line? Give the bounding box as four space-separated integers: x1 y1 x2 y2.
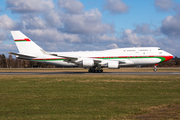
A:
0 54 55 68
0 54 180 68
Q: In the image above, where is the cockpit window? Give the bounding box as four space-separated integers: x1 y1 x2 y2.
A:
158 48 162 50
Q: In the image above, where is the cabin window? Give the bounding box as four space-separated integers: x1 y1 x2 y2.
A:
127 50 135 52
140 49 148 51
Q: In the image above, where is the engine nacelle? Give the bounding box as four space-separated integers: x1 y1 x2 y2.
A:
83 59 94 67
108 61 120 69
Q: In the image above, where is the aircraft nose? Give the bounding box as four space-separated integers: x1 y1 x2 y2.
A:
168 55 173 60
164 53 173 62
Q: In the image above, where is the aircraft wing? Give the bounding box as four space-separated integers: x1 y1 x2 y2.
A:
50 53 134 66
50 53 102 64
50 53 78 59
50 53 82 63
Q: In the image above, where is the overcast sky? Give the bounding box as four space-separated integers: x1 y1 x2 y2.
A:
0 0 180 57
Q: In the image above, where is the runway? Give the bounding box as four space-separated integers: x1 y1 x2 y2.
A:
0 72 180 75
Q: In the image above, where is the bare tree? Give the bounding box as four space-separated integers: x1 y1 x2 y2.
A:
1 54 7 68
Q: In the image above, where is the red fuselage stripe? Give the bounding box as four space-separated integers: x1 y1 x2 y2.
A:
14 38 31 42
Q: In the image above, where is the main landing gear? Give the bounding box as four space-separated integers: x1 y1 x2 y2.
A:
153 64 158 72
88 68 103 73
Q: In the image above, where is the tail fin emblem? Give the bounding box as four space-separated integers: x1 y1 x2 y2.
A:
14 38 31 42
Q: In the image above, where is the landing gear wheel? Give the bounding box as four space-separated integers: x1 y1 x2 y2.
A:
88 69 92 73
88 68 103 73
153 68 157 72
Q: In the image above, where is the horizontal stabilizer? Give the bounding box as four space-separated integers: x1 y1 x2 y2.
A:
8 52 37 58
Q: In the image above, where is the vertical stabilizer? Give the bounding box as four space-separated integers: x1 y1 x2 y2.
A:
11 31 44 55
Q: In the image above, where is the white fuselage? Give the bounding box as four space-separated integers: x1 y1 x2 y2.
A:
31 47 173 67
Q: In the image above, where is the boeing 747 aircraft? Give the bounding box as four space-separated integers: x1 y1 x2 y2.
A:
9 31 173 73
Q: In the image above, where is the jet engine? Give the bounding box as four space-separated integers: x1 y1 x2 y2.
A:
108 61 120 69
83 59 94 67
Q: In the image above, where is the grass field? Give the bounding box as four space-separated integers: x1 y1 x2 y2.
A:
0 68 180 119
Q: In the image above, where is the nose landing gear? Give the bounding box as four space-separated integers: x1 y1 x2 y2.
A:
153 64 158 72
